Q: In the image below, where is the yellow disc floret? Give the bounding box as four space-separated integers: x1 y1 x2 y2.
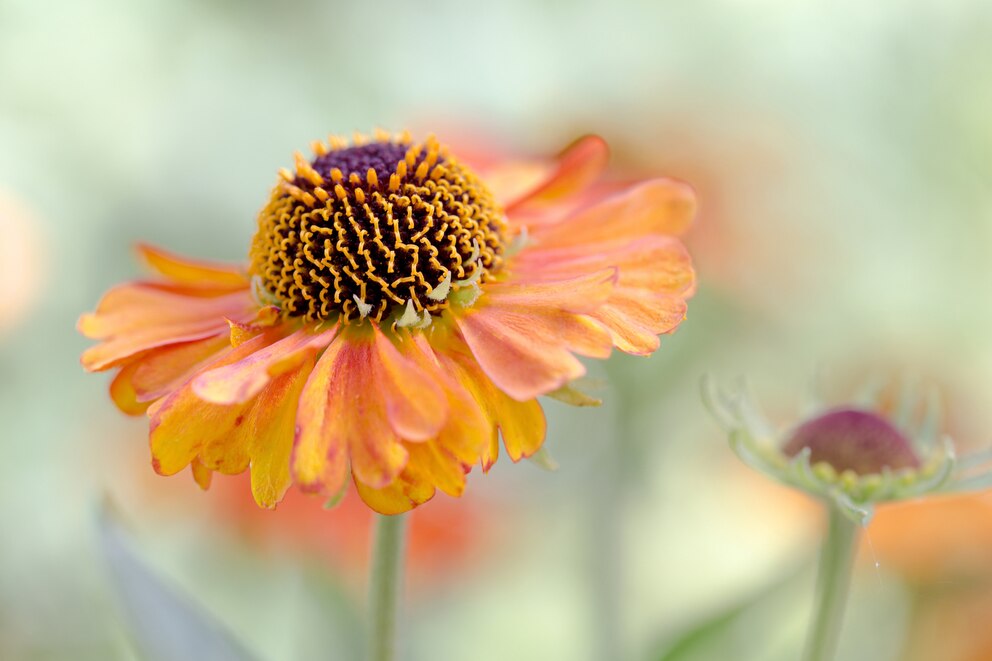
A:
249 131 507 324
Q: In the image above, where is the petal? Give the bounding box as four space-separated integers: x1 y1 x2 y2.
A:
292 339 350 497
591 290 687 355
416 336 491 466
374 327 448 441
456 299 614 401
483 161 554 207
81 323 230 372
505 136 609 212
443 349 547 465
109 361 150 416
292 331 409 495
515 235 695 296
79 287 254 371
137 243 248 289
149 334 271 476
406 441 468 497
491 393 546 462
131 335 233 402
193 327 335 405
190 459 213 490
481 269 617 314
354 470 436 515
79 287 252 340
531 178 697 246
244 357 314 508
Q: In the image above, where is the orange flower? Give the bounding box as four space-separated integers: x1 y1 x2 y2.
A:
79 131 696 513
207 475 493 585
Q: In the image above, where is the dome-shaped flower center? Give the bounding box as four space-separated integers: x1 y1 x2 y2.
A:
249 134 507 323
782 407 921 475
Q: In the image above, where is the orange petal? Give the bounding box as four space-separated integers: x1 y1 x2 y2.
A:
481 269 617 314
443 348 546 465
131 334 232 402
591 290 687 355
244 357 314 508
406 441 468 497
374 328 449 441
515 236 695 297
82 323 232 372
190 459 213 490
292 332 409 495
492 392 546 462
137 243 248 289
505 136 609 212
482 160 555 207
109 361 151 416
532 178 696 246
192 327 334 404
456 300 613 401
79 287 252 339
79 287 254 371
149 334 273 476
354 470 436 515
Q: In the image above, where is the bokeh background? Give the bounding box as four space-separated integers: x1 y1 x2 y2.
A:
3 1 992 660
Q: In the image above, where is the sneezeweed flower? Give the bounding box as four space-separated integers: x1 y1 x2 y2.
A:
702 377 992 525
703 376 992 661
79 130 697 515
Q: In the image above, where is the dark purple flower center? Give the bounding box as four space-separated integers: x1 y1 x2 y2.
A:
310 142 411 182
782 408 920 475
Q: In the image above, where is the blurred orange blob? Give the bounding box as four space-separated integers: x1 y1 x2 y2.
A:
868 494 992 661
0 190 45 337
870 494 992 585
205 473 494 585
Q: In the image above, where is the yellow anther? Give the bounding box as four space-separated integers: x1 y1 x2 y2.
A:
366 168 378 187
313 187 329 202
330 168 344 183
354 188 366 204
334 184 348 200
415 161 430 180
388 174 400 192
396 161 408 179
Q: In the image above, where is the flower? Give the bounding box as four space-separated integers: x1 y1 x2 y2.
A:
208 476 494 585
79 130 696 514
703 376 992 524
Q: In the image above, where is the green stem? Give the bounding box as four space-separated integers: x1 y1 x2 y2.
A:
804 505 861 661
368 513 408 661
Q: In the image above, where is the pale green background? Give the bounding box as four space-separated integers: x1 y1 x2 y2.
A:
2 1 991 659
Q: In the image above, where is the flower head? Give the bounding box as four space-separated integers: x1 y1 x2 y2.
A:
80 130 696 514
703 376 992 524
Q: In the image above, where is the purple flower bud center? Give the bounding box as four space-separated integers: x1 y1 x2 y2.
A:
782 408 920 475
311 142 411 182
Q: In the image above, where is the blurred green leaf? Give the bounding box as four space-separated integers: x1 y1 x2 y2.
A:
655 566 810 661
98 502 257 661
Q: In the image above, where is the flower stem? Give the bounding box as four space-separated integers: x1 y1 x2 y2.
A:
804 505 861 661
368 513 408 661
